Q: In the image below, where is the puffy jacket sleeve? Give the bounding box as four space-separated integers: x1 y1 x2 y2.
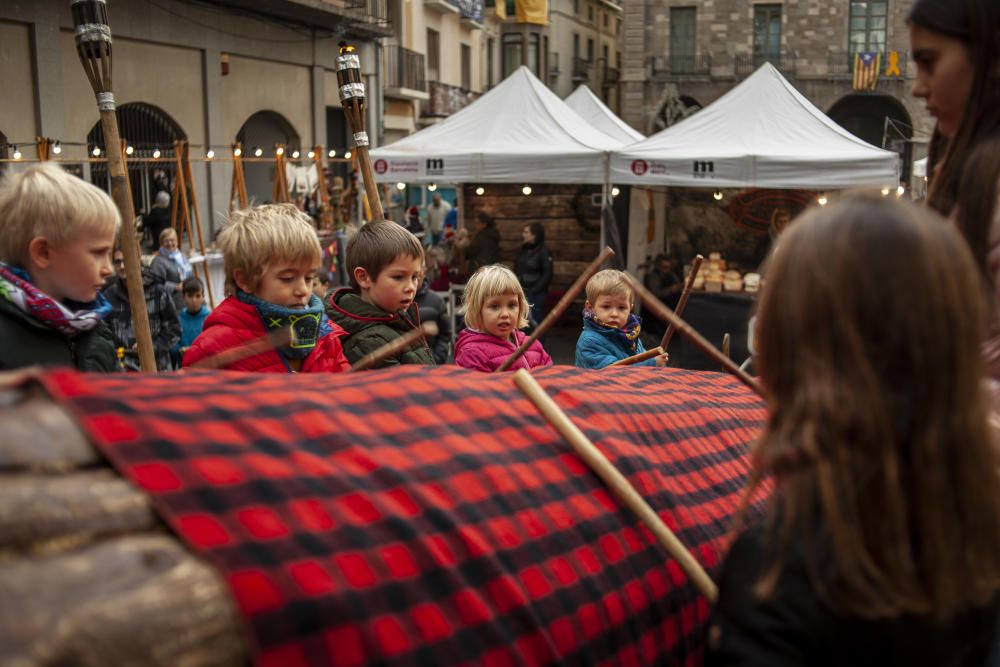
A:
342 326 403 369
575 332 619 369
536 246 554 293
529 339 553 368
454 342 496 372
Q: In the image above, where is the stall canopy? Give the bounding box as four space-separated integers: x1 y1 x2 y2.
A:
370 66 620 184
565 85 645 146
609 62 900 189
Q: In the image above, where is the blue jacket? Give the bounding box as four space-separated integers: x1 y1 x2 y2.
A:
180 304 211 348
574 312 656 369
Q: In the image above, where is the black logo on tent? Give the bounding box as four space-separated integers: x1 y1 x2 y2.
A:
693 160 714 177
426 158 445 175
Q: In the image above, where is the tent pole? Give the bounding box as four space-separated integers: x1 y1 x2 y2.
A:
601 154 610 251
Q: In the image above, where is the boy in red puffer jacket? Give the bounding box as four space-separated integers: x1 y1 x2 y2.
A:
183 205 350 373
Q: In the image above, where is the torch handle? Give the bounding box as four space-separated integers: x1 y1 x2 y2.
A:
100 109 157 373
355 146 384 222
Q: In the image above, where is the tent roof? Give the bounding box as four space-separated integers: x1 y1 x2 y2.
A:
609 63 900 189
565 85 645 145
371 66 620 184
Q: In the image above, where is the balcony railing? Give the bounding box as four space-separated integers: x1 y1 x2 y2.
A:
648 54 711 79
736 51 796 77
602 66 620 85
345 0 391 30
385 45 426 92
422 80 480 118
572 57 592 81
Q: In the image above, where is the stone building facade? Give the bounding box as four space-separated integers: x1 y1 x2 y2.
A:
621 0 931 177
546 0 623 110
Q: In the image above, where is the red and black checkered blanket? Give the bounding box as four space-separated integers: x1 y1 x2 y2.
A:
42 365 766 667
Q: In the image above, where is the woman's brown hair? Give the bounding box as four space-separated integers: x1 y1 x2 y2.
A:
954 136 1000 288
747 193 1000 619
909 0 1000 214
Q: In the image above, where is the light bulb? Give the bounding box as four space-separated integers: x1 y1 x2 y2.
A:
291 150 300 159
328 149 336 158
92 146 101 157
818 195 828 206
475 187 485 196
233 147 242 157
428 183 438 192
152 148 161 158
308 150 315 159
52 141 62 155
713 191 723 201
125 145 134 155
206 149 215 159
896 185 905 197
12 147 21 160
344 151 352 159
276 146 285 156
522 185 532 196
396 182 406 190
881 187 890 196
611 186 620 197
254 147 263 157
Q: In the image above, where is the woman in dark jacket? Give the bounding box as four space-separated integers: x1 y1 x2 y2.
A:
463 213 501 274
513 222 553 327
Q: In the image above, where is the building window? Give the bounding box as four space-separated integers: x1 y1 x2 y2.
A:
462 43 471 89
427 28 440 81
588 4 593 21
616 18 621 35
603 12 608 27
670 6 696 73
573 33 580 59
503 33 522 78
849 1 887 55
616 50 621 67
487 37 495 87
574 0 579 14
587 37 594 62
505 0 515 16
528 34 540 76
602 43 609 71
752 4 782 65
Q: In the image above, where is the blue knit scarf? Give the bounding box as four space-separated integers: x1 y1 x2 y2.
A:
235 290 329 360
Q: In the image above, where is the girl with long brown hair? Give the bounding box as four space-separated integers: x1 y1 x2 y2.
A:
708 194 1000 665
909 0 1000 215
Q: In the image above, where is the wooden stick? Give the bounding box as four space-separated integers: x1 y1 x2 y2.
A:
721 333 731 363
609 346 664 367
181 142 216 309
661 254 703 349
186 329 291 370
512 370 718 602
625 273 764 397
350 322 438 372
497 246 615 372
336 44 384 222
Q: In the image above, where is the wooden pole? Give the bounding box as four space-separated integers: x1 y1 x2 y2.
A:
350 322 437 372
661 254 703 350
721 333 731 364
313 145 334 230
609 346 664 367
512 370 719 602
497 246 615 372
230 143 248 213
273 147 290 204
187 329 291 370
180 141 216 308
625 273 764 396
336 43 384 221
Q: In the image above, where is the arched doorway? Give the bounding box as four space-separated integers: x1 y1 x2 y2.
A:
235 111 301 206
828 94 913 181
87 102 187 215
651 85 702 133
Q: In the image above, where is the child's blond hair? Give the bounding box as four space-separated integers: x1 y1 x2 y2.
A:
0 163 120 266
346 221 424 289
462 264 530 330
217 204 321 293
585 269 633 305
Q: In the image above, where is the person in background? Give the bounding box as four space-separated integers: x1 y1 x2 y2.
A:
462 212 501 275
177 276 210 361
0 163 118 371
513 222 553 327
708 194 1000 666
149 227 192 313
415 261 453 364
145 191 172 253
425 192 452 246
575 269 667 369
104 248 180 371
312 271 331 301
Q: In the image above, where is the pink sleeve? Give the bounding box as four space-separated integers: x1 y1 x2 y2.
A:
455 344 496 373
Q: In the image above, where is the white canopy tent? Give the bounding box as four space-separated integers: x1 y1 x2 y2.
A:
564 85 645 146
609 63 900 189
370 66 621 184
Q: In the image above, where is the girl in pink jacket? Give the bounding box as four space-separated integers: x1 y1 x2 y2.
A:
454 264 553 372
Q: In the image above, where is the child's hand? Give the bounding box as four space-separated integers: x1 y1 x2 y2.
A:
655 352 670 367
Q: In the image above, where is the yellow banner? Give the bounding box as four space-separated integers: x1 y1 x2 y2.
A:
516 0 548 25
495 0 506 19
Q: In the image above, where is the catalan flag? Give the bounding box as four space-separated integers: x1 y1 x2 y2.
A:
853 51 881 91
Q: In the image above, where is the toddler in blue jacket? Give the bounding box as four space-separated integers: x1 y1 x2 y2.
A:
575 269 668 369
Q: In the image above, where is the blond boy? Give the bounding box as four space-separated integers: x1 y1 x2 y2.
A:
0 163 119 370
183 204 350 373
575 269 668 369
325 220 434 368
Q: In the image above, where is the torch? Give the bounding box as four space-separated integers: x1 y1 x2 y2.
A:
71 0 156 372
336 43 385 222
